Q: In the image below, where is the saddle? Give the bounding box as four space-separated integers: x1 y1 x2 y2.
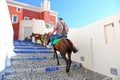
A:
53 38 62 50
53 38 60 45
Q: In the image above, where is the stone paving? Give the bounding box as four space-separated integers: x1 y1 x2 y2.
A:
3 40 112 80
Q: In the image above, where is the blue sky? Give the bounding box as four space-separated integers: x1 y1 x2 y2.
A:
14 0 120 28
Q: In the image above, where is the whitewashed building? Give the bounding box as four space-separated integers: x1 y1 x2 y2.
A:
68 13 120 80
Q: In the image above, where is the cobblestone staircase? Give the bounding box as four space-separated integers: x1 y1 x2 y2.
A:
3 40 112 80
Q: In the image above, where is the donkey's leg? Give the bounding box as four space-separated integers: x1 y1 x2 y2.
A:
67 52 72 73
53 52 56 60
35 39 37 44
60 52 69 73
55 52 60 65
41 40 43 46
40 38 44 47
54 47 60 65
53 46 56 59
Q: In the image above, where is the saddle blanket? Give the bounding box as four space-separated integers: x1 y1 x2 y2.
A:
53 38 60 45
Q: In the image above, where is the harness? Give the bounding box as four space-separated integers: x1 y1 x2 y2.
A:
61 22 67 34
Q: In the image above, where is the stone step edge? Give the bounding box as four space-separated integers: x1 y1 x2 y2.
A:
14 51 54 54
11 56 63 61
14 49 54 52
5 63 81 74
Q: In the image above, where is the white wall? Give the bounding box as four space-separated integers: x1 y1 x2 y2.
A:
0 0 15 79
19 20 33 40
32 20 46 34
19 20 46 40
68 14 120 80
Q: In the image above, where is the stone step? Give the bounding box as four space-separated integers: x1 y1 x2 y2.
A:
14 41 54 54
9 57 77 70
14 50 53 54
14 48 53 52
11 53 54 58
4 54 111 80
5 63 80 73
3 40 112 80
14 47 48 50
4 65 112 80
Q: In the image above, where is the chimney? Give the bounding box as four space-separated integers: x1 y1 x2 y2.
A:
41 0 50 11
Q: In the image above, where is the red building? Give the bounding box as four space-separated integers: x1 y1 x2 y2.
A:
7 0 58 40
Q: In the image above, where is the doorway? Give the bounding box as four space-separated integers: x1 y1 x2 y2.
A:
24 27 32 38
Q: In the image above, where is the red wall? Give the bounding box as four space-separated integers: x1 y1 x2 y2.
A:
50 15 56 26
40 11 56 25
12 23 20 40
39 11 50 23
8 5 23 40
23 9 40 20
8 5 57 40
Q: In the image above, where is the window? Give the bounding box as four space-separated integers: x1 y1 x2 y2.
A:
49 22 53 28
104 23 115 44
12 15 18 23
45 24 49 28
45 22 53 28
16 8 21 12
24 17 29 20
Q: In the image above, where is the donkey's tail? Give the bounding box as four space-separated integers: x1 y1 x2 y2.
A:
64 38 78 53
72 45 78 53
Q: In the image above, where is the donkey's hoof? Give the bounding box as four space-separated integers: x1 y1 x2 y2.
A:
57 63 60 65
67 72 70 76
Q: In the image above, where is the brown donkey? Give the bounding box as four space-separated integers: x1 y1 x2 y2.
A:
43 33 78 75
